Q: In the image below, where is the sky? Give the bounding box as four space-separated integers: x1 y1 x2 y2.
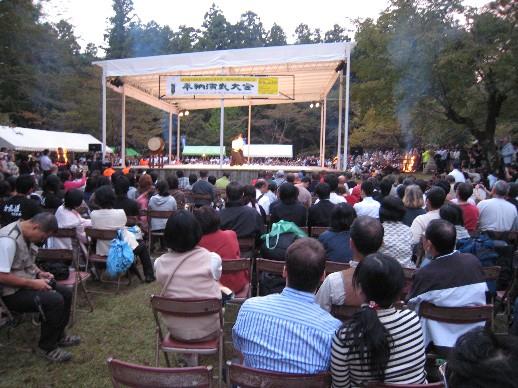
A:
40 0 490 51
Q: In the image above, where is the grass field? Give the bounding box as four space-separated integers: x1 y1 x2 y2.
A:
0 279 171 388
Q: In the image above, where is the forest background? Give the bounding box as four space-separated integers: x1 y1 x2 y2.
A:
0 0 516 167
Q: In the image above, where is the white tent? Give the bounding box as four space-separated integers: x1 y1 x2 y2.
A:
93 42 353 168
0 126 111 153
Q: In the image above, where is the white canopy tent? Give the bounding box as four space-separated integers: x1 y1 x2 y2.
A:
93 42 353 168
0 126 111 153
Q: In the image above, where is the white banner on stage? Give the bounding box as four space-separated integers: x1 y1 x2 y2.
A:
243 144 293 158
165 76 279 97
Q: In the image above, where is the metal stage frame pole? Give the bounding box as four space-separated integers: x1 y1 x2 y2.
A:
220 98 225 167
337 72 343 170
121 87 126 168
168 111 172 164
247 101 251 165
319 102 324 167
101 68 106 161
323 97 327 167
176 114 181 162
343 48 351 170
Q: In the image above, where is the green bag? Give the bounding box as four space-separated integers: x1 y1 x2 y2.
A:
260 220 307 250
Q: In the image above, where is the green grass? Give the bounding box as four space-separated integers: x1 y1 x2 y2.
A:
0 279 166 388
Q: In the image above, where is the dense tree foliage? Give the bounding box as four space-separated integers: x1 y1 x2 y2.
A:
0 0 515 166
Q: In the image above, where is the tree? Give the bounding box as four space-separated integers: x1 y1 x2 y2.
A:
266 23 287 46
104 0 135 59
197 3 231 51
233 11 266 48
324 24 349 42
294 23 314 44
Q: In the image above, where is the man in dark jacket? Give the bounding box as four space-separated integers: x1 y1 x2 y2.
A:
220 181 263 238
191 170 214 207
308 183 335 227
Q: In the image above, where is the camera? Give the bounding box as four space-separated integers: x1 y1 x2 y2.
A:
48 278 57 290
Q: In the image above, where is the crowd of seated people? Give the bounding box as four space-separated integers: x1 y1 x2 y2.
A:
1 146 518 388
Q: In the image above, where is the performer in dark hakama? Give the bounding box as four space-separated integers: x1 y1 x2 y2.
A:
230 133 245 166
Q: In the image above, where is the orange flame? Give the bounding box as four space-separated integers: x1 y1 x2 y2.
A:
402 153 417 173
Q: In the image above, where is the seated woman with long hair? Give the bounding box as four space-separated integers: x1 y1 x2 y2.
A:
331 253 426 387
194 206 249 297
154 210 222 342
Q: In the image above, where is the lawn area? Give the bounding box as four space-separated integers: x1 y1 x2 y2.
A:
0 279 173 388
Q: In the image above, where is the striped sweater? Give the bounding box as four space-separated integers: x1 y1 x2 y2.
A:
331 307 427 388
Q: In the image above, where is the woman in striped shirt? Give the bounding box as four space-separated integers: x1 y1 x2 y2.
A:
331 253 427 388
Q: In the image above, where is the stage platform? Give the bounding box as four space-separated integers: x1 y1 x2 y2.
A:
123 164 336 183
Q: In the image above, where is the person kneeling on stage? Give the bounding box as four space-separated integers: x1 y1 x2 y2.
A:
0 213 80 362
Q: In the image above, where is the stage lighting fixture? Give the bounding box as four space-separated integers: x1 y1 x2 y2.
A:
310 103 314 108
316 102 320 108
179 112 184 117
185 111 190 116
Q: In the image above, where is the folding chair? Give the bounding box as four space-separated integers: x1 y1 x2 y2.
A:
331 304 362 322
309 226 328 238
482 265 501 305
225 361 331 388
221 258 251 299
147 209 175 255
362 382 444 388
237 236 256 258
84 228 132 293
150 295 224 387
325 260 350 276
191 193 213 208
418 302 493 357
255 258 285 296
36 245 93 326
107 357 213 388
495 252 518 322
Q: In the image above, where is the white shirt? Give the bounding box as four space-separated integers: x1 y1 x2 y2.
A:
90 209 138 255
410 209 441 244
477 197 518 232
315 260 359 312
353 196 380 218
0 238 16 273
231 137 244 151
329 192 346 205
40 155 52 171
47 205 90 249
256 189 270 215
448 169 466 183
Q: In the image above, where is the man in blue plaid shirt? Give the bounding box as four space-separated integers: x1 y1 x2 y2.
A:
233 238 341 374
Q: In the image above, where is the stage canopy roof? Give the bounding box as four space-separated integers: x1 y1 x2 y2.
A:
0 126 111 153
93 42 353 113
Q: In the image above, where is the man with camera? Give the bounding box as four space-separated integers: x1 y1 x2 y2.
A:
0 212 79 362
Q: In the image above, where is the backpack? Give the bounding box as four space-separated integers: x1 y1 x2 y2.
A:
258 221 307 295
260 220 307 250
106 229 135 277
457 234 499 293
456 234 499 267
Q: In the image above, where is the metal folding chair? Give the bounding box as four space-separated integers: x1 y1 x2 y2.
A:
107 357 213 387
150 295 224 387
225 361 331 388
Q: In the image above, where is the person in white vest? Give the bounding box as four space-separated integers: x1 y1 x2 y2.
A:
0 212 80 362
